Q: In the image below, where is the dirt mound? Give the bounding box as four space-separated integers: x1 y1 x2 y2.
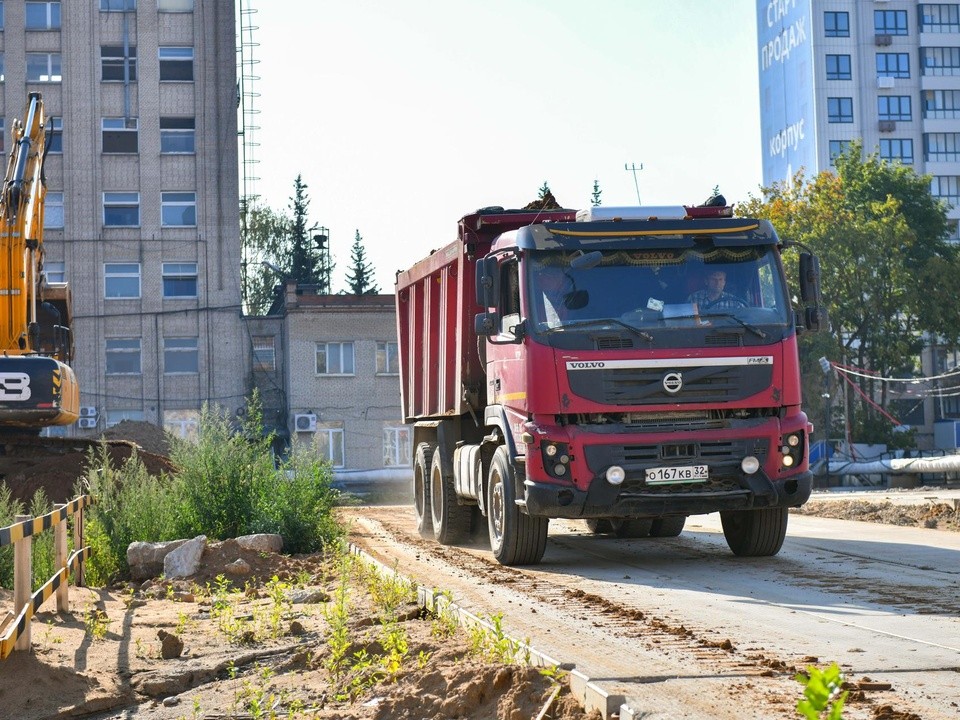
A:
795 499 960 531
522 191 563 210
101 420 173 457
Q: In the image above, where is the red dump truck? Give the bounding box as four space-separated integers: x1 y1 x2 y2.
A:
395 201 824 565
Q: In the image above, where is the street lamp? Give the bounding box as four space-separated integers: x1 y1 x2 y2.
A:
819 357 834 488
313 227 330 294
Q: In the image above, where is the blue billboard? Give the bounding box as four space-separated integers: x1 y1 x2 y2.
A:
757 0 817 188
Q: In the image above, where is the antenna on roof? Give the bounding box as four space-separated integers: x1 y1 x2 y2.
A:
624 162 643 205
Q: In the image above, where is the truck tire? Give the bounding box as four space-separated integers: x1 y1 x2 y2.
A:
720 507 788 556
585 518 614 534
413 443 434 539
487 446 548 566
650 516 686 537
430 450 472 545
610 518 653 538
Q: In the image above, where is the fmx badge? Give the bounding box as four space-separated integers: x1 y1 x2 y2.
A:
0 372 31 401
663 372 683 394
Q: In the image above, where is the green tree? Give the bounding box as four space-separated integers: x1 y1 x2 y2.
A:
345 229 379 295
591 179 602 207
538 181 551 199
240 198 292 316
289 175 323 286
739 146 960 444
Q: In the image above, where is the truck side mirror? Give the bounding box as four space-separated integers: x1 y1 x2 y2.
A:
474 311 500 337
475 256 500 308
805 305 828 333
799 252 821 304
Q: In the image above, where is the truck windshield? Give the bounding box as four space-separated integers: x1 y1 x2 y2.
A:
527 246 791 334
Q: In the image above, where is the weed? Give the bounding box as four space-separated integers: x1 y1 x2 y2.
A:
430 590 459 639
322 554 353 682
540 664 568 685
796 663 848 720
84 608 110 641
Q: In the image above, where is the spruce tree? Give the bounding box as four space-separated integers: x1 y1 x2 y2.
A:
591 179 602 207
345 229 379 295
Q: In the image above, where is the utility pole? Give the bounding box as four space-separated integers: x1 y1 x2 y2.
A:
625 162 643 204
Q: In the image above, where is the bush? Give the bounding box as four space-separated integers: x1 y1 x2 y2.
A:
0 485 25 588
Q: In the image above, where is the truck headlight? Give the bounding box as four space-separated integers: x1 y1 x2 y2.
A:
605 466 625 485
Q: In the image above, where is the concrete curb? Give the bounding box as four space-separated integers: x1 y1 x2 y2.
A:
348 543 629 719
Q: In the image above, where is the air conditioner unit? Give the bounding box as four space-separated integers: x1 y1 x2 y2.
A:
294 413 317 432
875 33 893 46
79 406 98 418
879 120 897 132
77 417 98 429
877 76 895 89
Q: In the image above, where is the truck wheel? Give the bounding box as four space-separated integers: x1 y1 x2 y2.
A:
430 450 472 545
413 443 434 539
487 446 548 566
585 518 613 534
650 516 686 537
720 507 788 556
610 518 653 538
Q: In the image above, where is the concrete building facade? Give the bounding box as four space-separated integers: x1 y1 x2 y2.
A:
1 0 247 435
757 1 960 233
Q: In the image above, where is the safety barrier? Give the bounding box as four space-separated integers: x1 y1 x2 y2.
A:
0 495 92 658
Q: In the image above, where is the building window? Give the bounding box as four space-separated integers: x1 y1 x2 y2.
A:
105 409 144 428
383 426 411 467
824 11 849 37
826 54 851 81
0 119 4 153
253 336 276 371
875 9 908 35
164 409 199 440
162 262 198 298
316 341 355 375
932 176 960 204
47 117 62 153
105 338 141 374
25 2 60 30
920 4 960 33
159 47 194 81
158 0 193 10
102 118 138 153
104 262 140 298
922 47 960 75
101 46 137 82
26 53 61 82
0 2 4 30
44 261 65 284
376 341 399 374
160 117 195 153
925 133 960 162
829 140 853 165
923 89 960 118
878 95 912 121
101 0 135 10
0 53 4 82
315 424 345 468
876 53 910 78
827 97 853 123
164 337 198 374
161 192 196 227
103 192 139 226
45 192 64 228
879 138 914 164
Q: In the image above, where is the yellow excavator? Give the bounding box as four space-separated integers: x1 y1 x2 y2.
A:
0 92 79 429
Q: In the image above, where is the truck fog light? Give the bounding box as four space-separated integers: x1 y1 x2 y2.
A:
554 464 567 476
782 455 795 467
787 433 801 447
741 456 760 474
544 444 558 457
559 454 569 464
605 466 626 485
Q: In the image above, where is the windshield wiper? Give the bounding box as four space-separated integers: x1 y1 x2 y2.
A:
699 311 767 339
544 318 654 342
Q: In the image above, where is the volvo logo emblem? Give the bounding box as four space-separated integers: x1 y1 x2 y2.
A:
663 372 683 394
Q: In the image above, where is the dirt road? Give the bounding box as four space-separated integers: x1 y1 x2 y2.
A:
344 506 960 719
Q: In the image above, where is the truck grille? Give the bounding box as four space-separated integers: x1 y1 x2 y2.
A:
568 364 773 405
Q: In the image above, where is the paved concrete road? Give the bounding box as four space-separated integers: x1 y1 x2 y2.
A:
346 506 960 719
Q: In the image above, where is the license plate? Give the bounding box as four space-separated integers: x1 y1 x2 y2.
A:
645 464 709 484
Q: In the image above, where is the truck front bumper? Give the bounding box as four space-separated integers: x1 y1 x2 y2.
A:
522 470 812 519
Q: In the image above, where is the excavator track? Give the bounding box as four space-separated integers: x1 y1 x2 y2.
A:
0 435 177 506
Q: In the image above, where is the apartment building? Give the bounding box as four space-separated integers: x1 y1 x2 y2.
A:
249 283 411 485
1 0 247 435
758 1 960 232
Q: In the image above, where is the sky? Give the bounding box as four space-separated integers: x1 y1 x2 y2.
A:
247 1 763 294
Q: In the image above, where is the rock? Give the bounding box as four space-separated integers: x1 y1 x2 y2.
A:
225 559 252 577
235 533 283 553
162 695 181 707
289 620 306 636
289 589 329 604
157 630 184 659
164 536 207 579
127 539 189 581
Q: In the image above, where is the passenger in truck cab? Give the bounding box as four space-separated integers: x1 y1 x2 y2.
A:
687 268 747 311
